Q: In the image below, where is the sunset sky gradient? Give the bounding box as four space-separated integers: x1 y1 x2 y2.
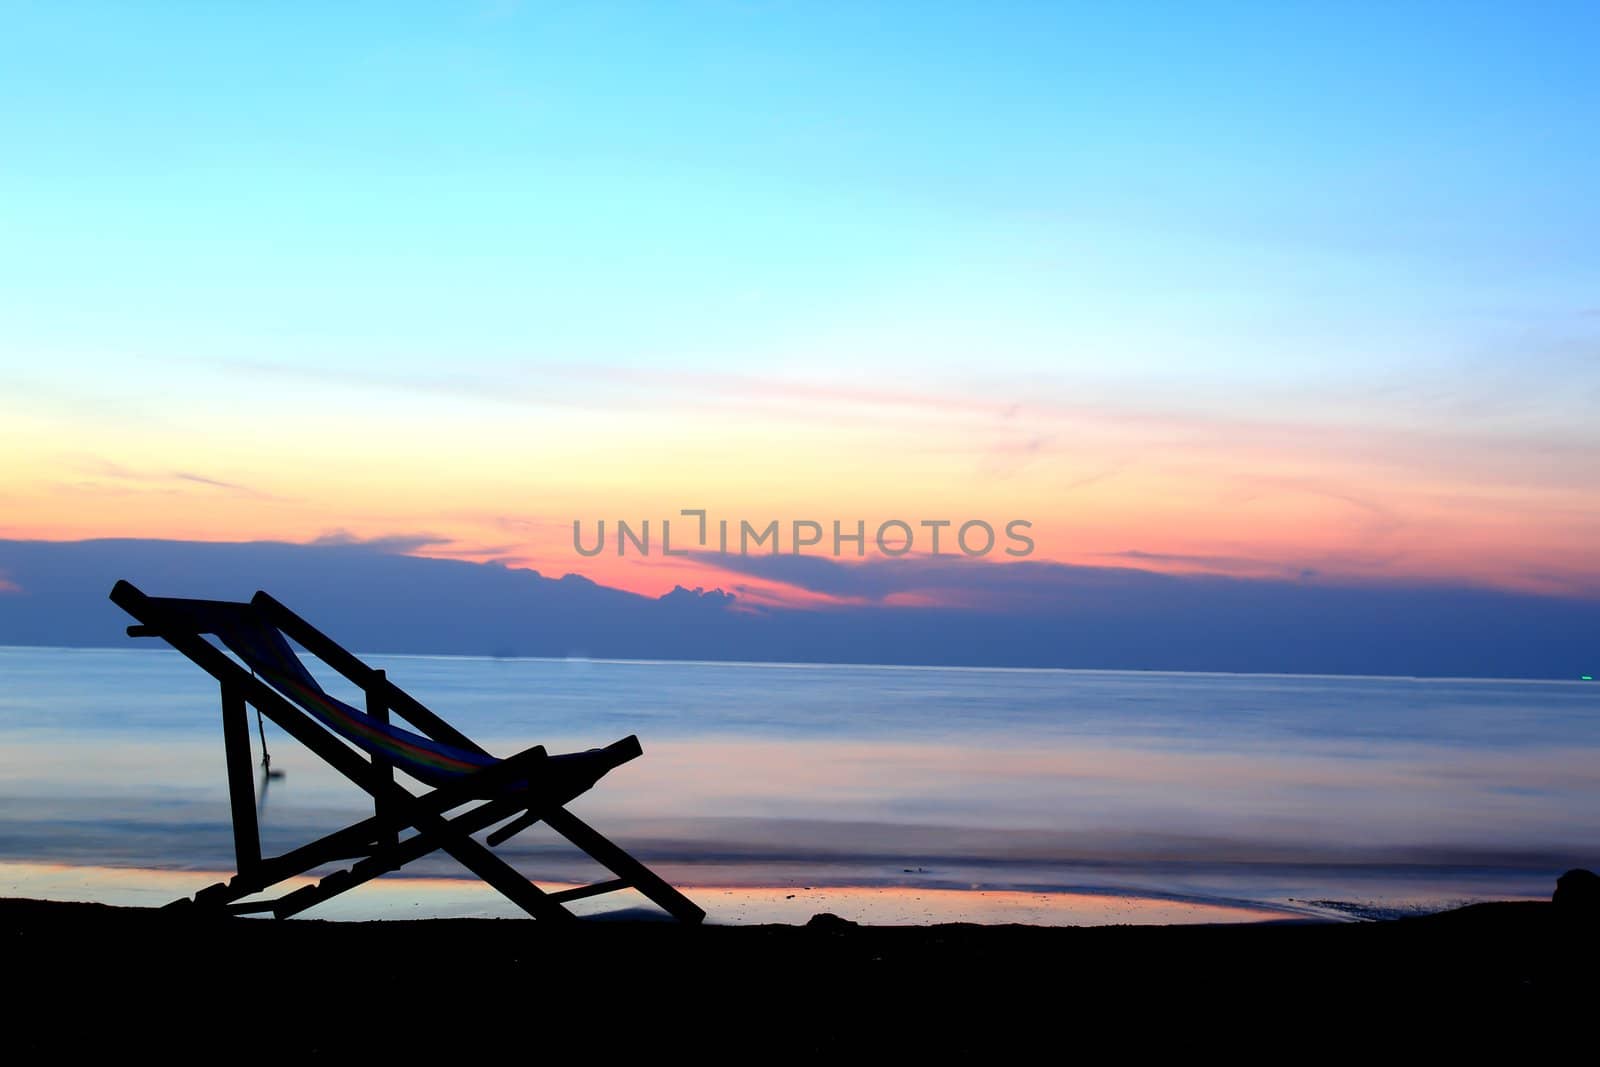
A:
3 3 1596 605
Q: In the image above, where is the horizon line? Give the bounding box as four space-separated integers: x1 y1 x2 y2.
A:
5 642 1592 686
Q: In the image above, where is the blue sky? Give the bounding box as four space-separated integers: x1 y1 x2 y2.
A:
5 1 1595 381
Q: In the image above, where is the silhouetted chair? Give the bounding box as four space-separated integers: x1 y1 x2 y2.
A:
109 579 704 923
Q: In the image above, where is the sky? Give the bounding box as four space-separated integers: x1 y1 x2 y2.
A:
2 2 1597 605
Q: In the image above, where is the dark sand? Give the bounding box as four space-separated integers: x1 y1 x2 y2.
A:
6 897 1593 1053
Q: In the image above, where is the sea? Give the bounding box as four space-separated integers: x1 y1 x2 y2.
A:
2 646 1595 925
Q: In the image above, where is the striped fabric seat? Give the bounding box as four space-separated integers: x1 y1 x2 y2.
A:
198 602 496 787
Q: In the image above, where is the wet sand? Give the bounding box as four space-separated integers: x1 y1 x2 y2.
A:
5 896 1593 1053
0 860 1307 924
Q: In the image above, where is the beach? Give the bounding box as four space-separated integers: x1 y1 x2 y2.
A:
5 646 1597 1052
6 894 1595 1054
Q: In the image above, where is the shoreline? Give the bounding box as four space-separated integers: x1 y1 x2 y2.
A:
4 858 1517 926
6 895 1595 1051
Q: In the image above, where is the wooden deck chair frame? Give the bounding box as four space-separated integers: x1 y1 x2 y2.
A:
110 580 705 924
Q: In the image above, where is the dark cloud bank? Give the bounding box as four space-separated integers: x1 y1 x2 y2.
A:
0 538 1595 678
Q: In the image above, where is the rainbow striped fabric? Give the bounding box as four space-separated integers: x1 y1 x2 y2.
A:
203 606 497 787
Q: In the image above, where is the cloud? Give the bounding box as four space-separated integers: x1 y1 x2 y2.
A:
306 530 453 553
687 548 1600 618
1059 465 1125 492
976 433 1056 480
1228 473 1405 541
170 471 277 498
5 537 1598 677
202 359 1041 434
195 358 1600 487
1103 549 1298 574
477 514 575 536
62 457 280 500
689 551 922 602
303 531 536 565
567 365 1029 422
0 374 166 426
215 359 553 410
690 552 1184 611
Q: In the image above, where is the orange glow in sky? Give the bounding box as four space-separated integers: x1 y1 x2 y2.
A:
5 370 1596 606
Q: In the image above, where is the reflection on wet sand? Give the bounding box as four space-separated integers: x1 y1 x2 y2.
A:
0 861 1302 925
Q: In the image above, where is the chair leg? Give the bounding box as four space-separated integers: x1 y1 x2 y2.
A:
220 683 262 876
269 795 541 919
543 807 706 924
177 790 578 923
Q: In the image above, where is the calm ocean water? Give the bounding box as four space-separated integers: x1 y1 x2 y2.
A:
2 646 1596 923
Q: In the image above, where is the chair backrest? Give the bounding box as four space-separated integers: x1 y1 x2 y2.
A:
162 598 496 787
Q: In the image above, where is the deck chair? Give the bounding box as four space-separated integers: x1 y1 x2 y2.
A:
109 580 705 923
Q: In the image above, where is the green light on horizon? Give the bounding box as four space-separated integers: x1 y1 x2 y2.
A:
1584 675 1595 681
